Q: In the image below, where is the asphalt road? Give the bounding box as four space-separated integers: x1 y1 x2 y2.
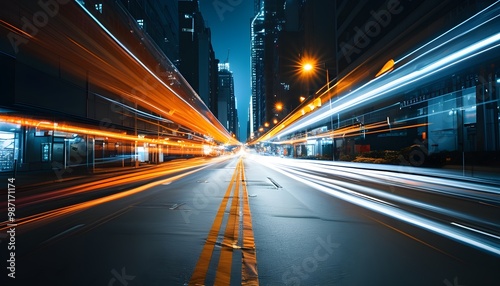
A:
1 153 499 286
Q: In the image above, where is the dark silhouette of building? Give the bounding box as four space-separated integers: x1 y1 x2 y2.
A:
0 0 232 173
250 1 266 140
218 63 239 139
178 0 219 113
251 0 499 167
117 0 180 64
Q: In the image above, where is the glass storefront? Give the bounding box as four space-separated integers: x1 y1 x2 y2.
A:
0 122 20 172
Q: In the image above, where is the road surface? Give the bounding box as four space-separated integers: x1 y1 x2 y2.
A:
1 153 499 285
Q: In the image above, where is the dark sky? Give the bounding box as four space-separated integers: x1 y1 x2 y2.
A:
199 1 254 142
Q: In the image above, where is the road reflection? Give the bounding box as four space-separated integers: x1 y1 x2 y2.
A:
0 156 233 231
249 154 500 257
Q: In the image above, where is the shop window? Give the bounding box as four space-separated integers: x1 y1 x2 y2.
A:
0 132 15 171
41 143 51 162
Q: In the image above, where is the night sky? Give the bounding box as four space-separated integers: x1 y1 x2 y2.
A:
199 1 254 142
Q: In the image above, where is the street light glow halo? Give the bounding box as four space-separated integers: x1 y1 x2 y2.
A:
303 62 314 71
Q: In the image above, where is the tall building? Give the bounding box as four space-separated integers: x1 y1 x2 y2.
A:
118 0 180 63
273 0 303 129
251 0 311 140
250 5 266 139
248 98 253 141
263 0 285 132
0 0 232 173
267 0 337 127
329 0 498 155
217 63 238 138
209 52 220 118
302 0 336 90
178 0 218 112
250 0 287 139
257 0 500 167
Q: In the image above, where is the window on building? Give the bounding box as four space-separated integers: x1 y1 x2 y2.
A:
95 3 102 14
137 19 144 29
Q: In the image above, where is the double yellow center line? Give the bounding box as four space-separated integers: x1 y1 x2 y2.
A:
189 158 259 285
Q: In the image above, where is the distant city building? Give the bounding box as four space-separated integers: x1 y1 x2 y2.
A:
178 0 218 113
218 63 239 138
263 0 285 135
250 3 265 140
251 0 296 140
248 97 253 141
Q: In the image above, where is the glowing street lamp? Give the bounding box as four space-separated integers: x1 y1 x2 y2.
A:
302 61 330 90
303 62 314 72
275 102 283 112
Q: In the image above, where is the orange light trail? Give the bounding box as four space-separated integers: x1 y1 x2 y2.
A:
0 1 239 145
0 115 206 150
0 156 233 231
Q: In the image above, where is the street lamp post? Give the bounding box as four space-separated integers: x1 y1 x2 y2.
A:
302 61 331 95
302 60 336 161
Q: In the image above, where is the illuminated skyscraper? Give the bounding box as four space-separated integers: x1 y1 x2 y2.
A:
218 63 239 138
250 3 265 139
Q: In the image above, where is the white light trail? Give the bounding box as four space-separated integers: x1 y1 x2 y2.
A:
278 32 500 138
74 1 233 143
251 156 500 257
397 0 500 64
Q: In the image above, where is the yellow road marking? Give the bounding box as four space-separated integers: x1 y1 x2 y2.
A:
189 160 241 285
214 160 242 285
189 158 259 285
241 162 259 285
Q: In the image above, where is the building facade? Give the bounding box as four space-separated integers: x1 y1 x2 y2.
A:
254 0 500 169
178 0 219 112
0 0 230 173
218 63 239 139
118 0 180 64
250 4 266 140
250 0 337 140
